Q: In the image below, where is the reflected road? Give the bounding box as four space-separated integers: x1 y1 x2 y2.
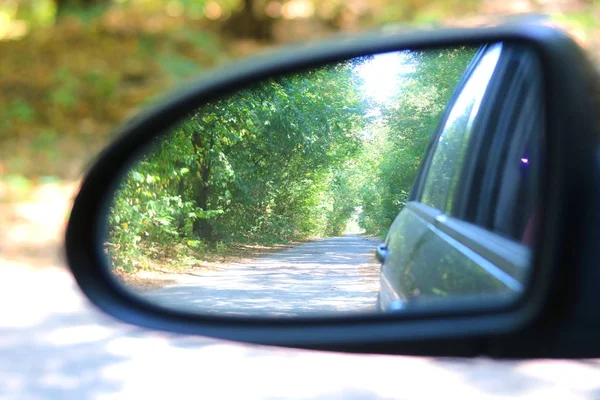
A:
140 235 381 316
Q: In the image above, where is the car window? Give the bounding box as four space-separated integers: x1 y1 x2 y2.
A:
462 48 544 243
488 53 544 242
420 43 503 212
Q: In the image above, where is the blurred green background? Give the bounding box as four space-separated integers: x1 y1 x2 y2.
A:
0 0 598 266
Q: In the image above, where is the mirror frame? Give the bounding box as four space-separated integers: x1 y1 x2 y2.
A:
66 22 600 357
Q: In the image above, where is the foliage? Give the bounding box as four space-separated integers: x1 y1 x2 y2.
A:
2 0 599 182
0 8 230 180
108 57 368 270
108 47 475 272
356 46 476 237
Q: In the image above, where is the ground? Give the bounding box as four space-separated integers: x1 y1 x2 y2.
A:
3 261 600 399
2 181 600 399
113 240 317 292
130 235 380 316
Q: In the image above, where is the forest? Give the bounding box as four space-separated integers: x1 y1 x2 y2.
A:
1 0 595 206
107 45 476 272
1 0 595 182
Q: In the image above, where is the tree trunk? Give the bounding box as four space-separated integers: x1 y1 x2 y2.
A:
176 171 187 232
222 0 274 41
55 0 110 17
191 131 215 242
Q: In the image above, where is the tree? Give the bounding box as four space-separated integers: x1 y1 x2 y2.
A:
106 46 477 272
107 55 370 270
356 46 477 236
54 0 110 17
223 0 275 41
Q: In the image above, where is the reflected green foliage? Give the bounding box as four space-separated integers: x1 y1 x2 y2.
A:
107 47 475 272
358 46 477 236
108 58 369 270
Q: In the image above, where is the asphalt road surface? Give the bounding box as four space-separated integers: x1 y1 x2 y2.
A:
140 235 381 316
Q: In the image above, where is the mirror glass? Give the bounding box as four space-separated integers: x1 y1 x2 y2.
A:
105 42 543 317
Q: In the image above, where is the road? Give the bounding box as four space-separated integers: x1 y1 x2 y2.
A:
140 235 381 316
3 183 600 399
4 259 600 399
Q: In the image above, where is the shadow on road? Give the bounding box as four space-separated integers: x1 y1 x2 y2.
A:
134 235 382 317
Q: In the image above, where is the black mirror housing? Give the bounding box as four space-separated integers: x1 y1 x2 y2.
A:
65 21 600 358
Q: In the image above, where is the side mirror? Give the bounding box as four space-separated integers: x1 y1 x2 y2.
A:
65 23 600 358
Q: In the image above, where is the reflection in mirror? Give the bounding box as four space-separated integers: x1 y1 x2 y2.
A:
105 42 543 317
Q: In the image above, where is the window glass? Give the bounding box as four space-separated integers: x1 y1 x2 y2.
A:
420 44 503 212
492 72 543 243
467 47 544 244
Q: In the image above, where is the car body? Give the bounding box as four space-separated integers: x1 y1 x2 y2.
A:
377 42 544 311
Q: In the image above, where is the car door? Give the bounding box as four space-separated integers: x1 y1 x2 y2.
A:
378 42 543 311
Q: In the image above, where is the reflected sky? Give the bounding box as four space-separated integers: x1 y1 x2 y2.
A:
355 51 415 104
